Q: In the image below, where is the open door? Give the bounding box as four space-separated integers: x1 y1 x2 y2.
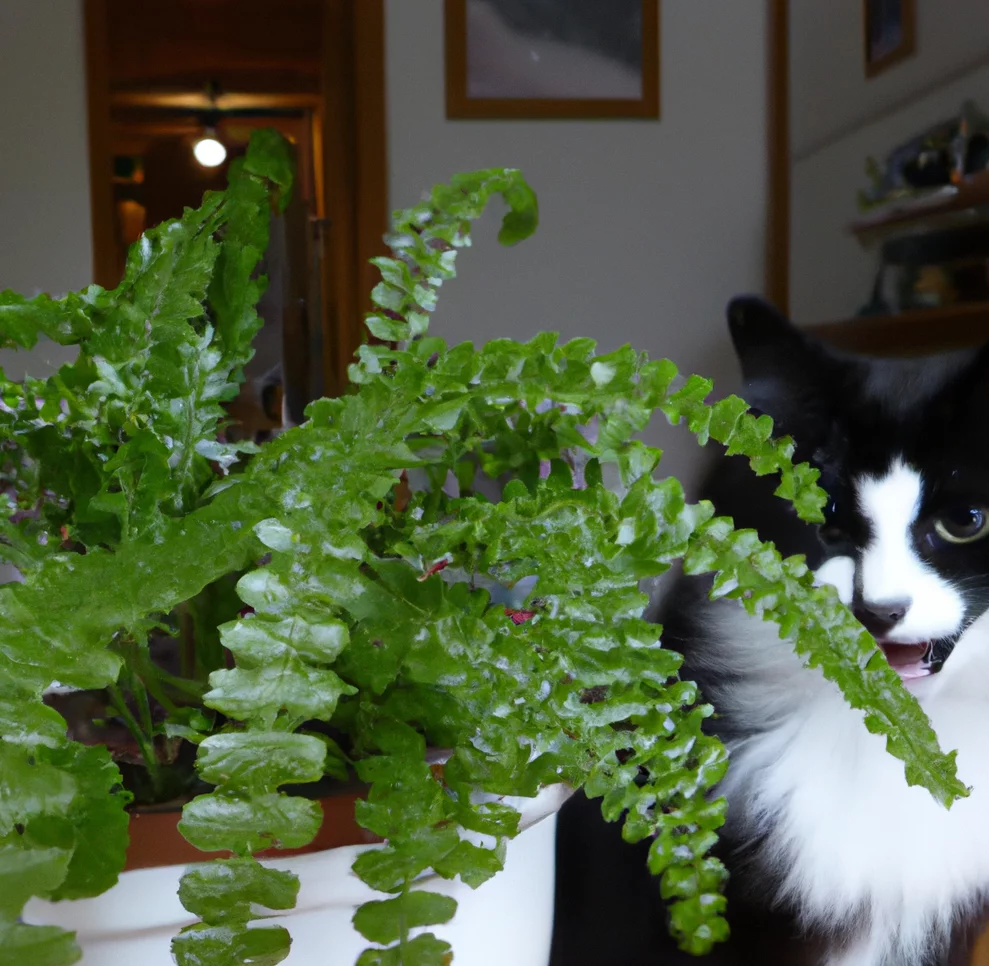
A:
82 0 388 415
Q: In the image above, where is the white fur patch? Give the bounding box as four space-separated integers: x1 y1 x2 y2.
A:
711 603 989 965
706 461 988 963
815 555 854 604
856 461 964 643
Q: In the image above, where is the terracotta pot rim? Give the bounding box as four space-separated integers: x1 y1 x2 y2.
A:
127 777 368 816
122 771 573 874
124 786 380 872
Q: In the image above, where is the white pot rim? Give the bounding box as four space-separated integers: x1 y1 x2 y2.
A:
26 782 573 936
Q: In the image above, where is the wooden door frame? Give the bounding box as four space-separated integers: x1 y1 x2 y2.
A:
82 0 388 398
83 0 117 291
766 0 789 315
320 0 389 398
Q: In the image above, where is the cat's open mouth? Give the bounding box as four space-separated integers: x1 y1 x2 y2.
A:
877 641 935 682
877 637 961 682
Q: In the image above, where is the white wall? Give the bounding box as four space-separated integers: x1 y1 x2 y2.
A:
0 0 89 377
0 0 92 297
791 0 989 159
0 0 774 490
792 60 989 325
386 0 770 488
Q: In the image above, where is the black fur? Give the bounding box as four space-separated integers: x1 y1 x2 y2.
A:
550 297 989 966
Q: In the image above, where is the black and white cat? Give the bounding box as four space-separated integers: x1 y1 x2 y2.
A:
551 297 989 966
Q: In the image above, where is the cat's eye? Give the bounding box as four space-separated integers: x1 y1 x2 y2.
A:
819 525 847 546
933 507 989 545
818 496 850 547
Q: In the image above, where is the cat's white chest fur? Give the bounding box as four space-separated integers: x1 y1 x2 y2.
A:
708 605 989 966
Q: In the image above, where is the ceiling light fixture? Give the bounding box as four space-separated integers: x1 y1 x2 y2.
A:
193 127 227 168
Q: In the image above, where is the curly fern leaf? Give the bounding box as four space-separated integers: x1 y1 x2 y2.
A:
0 133 292 558
0 155 966 966
0 133 292 965
0 289 97 349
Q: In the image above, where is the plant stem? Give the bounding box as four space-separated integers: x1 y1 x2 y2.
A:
121 633 157 741
126 629 193 716
155 668 208 702
107 682 163 796
179 604 197 681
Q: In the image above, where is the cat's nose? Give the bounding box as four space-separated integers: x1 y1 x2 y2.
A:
853 597 912 637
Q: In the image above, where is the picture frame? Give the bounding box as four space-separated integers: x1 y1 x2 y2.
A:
864 0 916 78
445 0 660 120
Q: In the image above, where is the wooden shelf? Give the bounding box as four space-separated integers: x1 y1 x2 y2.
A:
850 171 989 246
806 301 989 356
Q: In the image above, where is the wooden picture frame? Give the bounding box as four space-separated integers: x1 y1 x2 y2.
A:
864 0 916 78
445 0 660 120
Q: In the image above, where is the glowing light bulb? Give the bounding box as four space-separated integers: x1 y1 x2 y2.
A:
193 134 227 168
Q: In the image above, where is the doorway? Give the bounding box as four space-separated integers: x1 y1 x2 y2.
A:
83 0 388 414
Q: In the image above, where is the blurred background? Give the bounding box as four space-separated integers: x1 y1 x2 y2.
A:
1 0 988 491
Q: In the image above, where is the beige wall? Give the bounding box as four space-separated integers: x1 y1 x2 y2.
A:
0 0 92 298
386 0 771 487
0 0 88 377
791 0 989 159
0 0 773 489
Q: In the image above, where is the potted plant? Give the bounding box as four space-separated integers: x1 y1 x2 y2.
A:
0 130 965 966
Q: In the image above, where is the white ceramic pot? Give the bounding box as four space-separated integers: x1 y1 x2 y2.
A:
25 785 569 966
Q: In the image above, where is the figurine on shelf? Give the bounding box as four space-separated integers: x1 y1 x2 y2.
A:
857 100 989 212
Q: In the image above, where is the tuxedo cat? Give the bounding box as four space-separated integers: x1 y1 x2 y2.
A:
551 297 989 966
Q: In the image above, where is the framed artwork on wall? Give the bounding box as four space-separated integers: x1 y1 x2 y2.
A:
864 0 916 78
444 0 660 120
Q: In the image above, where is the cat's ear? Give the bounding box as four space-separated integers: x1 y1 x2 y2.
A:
727 296 814 380
726 296 838 453
941 340 989 424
